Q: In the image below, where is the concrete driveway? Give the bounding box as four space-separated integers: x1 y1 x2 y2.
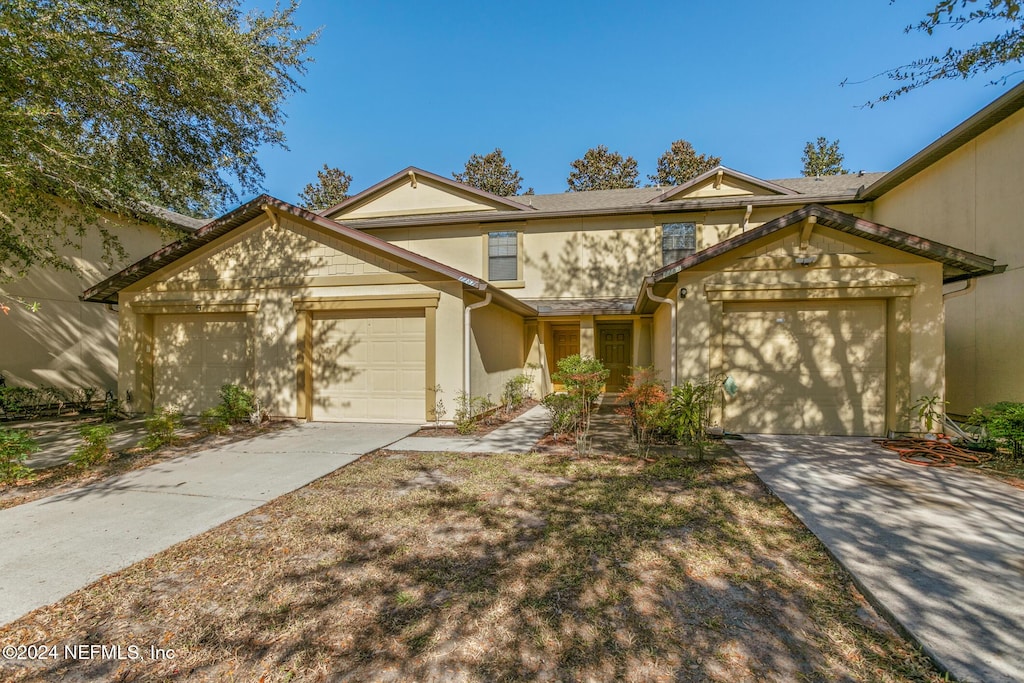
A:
0 422 416 626
732 435 1024 683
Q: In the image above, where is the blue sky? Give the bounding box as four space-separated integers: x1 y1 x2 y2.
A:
248 0 1023 203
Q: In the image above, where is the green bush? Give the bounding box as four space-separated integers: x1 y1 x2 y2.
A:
545 355 608 455
501 373 533 415
453 391 494 434
0 428 37 483
143 406 183 450
200 407 231 435
970 402 1024 458
71 423 116 468
665 376 723 459
541 392 578 436
0 386 43 417
218 384 255 423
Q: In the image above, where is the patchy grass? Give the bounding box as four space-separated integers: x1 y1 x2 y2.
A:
0 420 296 510
0 449 943 682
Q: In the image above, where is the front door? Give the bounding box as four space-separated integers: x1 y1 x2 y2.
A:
598 325 632 391
551 324 580 389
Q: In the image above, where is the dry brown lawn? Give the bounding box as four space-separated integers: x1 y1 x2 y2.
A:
0 447 943 682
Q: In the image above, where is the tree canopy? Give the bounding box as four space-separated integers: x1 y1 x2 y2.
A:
452 148 527 197
566 145 639 192
0 0 317 280
801 138 850 177
863 0 1024 103
648 139 722 187
298 165 353 211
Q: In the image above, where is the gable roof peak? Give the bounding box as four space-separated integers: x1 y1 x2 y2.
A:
647 165 798 203
320 165 536 218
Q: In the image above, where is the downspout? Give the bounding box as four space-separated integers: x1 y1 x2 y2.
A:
645 284 677 386
942 278 976 302
464 291 492 399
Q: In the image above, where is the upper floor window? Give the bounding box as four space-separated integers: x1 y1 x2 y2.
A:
662 222 696 265
487 230 518 281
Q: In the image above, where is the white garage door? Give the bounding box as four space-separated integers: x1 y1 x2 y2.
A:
722 300 887 436
153 314 250 414
312 311 426 422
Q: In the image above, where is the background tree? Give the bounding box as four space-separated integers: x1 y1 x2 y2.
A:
0 0 317 281
298 165 353 211
452 148 525 196
860 0 1024 103
648 139 722 186
566 145 640 192
801 137 850 176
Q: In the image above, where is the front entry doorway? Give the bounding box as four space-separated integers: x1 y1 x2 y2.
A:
598 324 632 391
550 324 580 389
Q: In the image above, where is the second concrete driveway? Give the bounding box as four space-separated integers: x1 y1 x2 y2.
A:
0 422 416 626
732 435 1024 683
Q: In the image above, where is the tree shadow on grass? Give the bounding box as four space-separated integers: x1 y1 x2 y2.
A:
4 453 942 682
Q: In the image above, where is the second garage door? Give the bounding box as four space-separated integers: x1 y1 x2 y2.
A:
312 311 426 422
722 300 887 436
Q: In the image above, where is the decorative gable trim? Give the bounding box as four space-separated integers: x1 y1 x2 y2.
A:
321 166 536 219
647 166 799 203
648 204 997 285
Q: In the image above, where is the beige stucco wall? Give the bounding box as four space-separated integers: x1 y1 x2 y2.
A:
117 216 472 420
872 107 1024 413
358 204 845 302
333 177 500 220
664 225 944 434
1 217 166 391
468 299 526 407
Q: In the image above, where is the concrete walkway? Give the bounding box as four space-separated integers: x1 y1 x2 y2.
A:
731 435 1024 683
390 404 551 453
0 422 416 626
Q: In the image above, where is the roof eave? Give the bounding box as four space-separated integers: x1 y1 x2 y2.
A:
321 166 537 218
342 192 866 231
648 204 998 285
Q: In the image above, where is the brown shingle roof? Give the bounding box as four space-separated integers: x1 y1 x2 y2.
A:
81 195 537 317
648 204 998 286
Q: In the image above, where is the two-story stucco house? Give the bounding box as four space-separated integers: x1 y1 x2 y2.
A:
82 81 1024 437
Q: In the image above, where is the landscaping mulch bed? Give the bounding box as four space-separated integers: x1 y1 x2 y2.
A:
411 399 539 438
0 448 943 682
0 420 297 510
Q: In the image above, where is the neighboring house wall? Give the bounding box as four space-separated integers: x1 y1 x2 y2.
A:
0 219 166 391
871 107 1024 413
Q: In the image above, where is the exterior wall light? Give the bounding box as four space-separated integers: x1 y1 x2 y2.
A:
794 254 818 266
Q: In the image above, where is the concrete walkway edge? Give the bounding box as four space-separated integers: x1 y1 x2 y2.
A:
732 435 1024 683
0 422 417 626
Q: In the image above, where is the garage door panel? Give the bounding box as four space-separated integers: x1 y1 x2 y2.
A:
723 300 886 436
153 314 250 415
313 311 426 422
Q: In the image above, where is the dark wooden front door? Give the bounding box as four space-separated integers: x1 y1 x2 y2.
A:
598 325 632 391
551 325 580 388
